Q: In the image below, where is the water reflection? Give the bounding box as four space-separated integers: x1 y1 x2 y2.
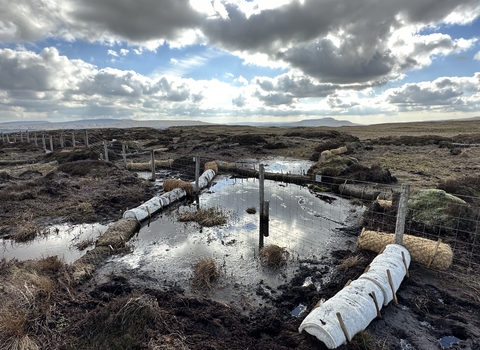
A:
0 223 107 263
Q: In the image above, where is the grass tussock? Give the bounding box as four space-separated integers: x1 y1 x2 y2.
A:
13 221 38 243
178 207 228 227
259 245 289 268
37 256 64 275
163 178 194 196
339 255 363 270
192 258 220 290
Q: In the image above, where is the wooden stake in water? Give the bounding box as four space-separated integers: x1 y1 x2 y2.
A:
259 164 265 249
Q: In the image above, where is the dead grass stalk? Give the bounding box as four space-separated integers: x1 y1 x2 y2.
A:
259 245 289 268
192 258 220 290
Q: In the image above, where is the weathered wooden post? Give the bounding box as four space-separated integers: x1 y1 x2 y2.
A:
72 131 76 149
150 150 156 181
60 133 64 148
34 133 38 147
49 135 54 151
42 134 46 150
26 131 30 143
85 130 89 148
122 144 127 168
1 132 4 143
394 184 410 245
262 200 270 238
6 133 10 143
103 141 109 162
259 164 265 249
20 132 23 143
194 156 200 194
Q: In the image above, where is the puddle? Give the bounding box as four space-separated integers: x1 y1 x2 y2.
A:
0 223 108 263
236 157 314 175
291 304 307 317
97 176 363 307
439 336 461 348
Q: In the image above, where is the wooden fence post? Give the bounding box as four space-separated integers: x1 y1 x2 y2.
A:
60 133 64 148
150 150 156 181
20 132 23 143
194 156 200 194
85 130 89 148
26 131 30 143
49 135 54 152
34 133 38 147
42 134 46 150
72 131 76 149
103 141 109 162
395 184 410 245
259 164 265 249
122 144 127 168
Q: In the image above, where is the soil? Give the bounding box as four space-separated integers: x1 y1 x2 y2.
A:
1 122 480 350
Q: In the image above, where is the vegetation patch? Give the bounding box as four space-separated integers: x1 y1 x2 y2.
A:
259 244 289 268
178 207 228 227
192 257 220 290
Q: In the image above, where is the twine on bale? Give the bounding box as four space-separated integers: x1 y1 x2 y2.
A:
356 229 453 270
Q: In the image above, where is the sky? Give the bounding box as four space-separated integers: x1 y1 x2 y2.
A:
0 0 480 125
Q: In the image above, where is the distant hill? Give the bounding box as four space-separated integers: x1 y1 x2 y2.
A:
230 117 358 127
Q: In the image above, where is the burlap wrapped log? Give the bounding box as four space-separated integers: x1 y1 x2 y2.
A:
163 178 194 196
357 229 453 270
126 159 173 171
204 161 218 174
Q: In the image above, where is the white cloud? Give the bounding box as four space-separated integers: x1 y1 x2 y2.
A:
120 49 129 56
474 51 480 60
107 50 118 57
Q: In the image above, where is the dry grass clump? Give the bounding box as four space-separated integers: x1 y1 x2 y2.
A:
338 255 363 270
163 178 193 196
259 245 289 268
37 256 64 275
13 221 38 243
192 258 220 290
178 207 228 227
74 238 95 251
204 161 218 174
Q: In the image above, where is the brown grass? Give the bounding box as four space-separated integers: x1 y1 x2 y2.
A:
204 161 218 174
192 258 220 290
338 255 362 270
13 222 37 243
178 207 228 227
74 238 95 251
259 245 289 268
37 256 64 275
163 178 193 196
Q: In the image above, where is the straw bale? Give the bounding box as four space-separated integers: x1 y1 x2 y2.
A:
96 218 140 248
154 148 169 153
376 199 392 208
163 178 193 196
357 229 453 270
320 150 332 160
204 161 218 174
155 158 174 167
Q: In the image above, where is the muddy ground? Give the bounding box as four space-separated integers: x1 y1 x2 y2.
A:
1 122 480 350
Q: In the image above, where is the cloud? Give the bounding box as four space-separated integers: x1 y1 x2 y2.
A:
232 94 246 107
475 51 480 60
107 50 118 57
385 74 480 111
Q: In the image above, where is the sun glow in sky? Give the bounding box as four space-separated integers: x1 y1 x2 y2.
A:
0 0 480 124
